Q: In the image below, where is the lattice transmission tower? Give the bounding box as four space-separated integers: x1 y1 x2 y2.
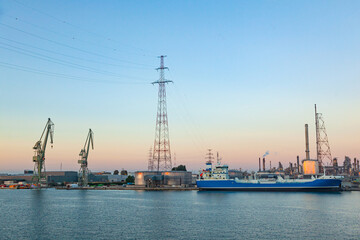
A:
315 104 333 166
205 149 214 164
150 55 173 171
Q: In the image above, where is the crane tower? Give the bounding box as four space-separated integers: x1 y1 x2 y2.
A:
32 118 54 187
151 55 173 171
78 129 94 186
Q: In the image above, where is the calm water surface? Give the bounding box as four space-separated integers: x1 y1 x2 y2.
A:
0 189 359 239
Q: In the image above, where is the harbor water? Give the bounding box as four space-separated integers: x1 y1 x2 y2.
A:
0 189 359 239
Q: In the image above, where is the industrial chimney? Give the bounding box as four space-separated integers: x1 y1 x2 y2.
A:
297 156 300 173
305 124 310 160
258 158 261 172
263 158 265 171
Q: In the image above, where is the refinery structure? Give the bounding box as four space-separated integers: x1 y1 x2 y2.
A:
253 104 359 186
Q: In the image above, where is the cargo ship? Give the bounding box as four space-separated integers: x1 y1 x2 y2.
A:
197 160 342 191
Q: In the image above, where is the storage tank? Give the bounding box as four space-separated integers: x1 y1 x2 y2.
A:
302 160 319 175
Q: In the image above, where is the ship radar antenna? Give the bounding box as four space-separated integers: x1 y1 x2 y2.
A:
217 152 222 165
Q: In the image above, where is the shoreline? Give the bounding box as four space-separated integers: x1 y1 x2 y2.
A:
55 186 199 191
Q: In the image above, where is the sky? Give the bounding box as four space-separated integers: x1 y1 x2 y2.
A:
0 0 359 173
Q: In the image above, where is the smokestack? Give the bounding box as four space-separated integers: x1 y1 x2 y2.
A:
263 158 265 171
354 158 357 170
357 159 359 172
259 158 261 172
353 158 356 170
297 156 300 173
305 124 310 160
290 162 293 174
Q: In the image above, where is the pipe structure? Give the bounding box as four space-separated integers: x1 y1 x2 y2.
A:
305 124 310 160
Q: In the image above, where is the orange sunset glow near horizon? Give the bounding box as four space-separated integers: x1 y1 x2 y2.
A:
0 102 359 173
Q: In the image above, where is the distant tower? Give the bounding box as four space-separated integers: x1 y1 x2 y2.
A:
152 55 173 171
205 149 214 164
216 152 222 165
305 124 310 160
147 147 153 171
315 104 333 166
173 152 177 167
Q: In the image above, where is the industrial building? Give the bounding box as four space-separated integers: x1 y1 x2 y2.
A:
90 173 128 183
135 171 193 187
0 171 78 185
0 173 33 183
0 170 133 186
47 171 78 184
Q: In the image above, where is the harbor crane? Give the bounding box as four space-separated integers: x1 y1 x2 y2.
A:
78 129 94 186
32 118 54 187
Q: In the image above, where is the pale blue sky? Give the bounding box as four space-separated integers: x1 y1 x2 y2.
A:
0 0 359 172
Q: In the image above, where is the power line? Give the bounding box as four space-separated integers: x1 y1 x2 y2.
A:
0 41 149 79
0 22 154 68
0 61 149 84
167 69 208 152
12 0 158 57
0 36 152 70
2 14 157 60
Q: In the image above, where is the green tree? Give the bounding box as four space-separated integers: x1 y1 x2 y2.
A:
126 175 135 183
172 165 187 171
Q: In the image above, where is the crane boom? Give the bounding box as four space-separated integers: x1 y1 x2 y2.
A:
32 118 54 187
78 129 94 186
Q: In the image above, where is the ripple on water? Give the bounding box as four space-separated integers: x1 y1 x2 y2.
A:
0 189 359 240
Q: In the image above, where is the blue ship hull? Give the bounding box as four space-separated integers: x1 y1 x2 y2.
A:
197 179 342 191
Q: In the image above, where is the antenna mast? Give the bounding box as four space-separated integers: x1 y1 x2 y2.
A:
216 152 222 165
